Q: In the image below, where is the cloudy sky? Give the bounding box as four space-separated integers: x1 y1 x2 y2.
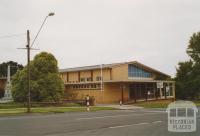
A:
0 0 200 77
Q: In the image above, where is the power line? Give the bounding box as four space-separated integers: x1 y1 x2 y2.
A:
0 33 26 39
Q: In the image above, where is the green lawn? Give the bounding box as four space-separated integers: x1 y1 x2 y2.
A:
0 102 115 116
0 102 24 109
194 101 200 107
0 102 80 109
31 107 114 113
133 100 200 108
133 100 173 108
0 106 115 116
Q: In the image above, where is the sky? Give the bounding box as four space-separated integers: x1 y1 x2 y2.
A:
0 0 200 77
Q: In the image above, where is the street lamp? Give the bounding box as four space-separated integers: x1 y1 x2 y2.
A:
48 12 55 16
31 12 55 48
26 12 54 113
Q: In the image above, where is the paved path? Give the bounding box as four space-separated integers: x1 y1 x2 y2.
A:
96 104 143 110
0 108 199 136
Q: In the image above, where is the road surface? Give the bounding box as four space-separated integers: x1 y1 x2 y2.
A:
0 108 199 136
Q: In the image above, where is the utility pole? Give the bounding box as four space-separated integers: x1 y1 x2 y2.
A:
100 64 103 92
17 13 54 113
18 30 31 113
26 30 31 113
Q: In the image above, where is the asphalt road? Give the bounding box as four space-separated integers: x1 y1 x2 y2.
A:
0 108 199 136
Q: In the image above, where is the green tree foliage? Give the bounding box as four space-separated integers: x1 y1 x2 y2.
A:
175 61 194 99
0 61 23 77
0 61 23 98
175 32 200 100
12 52 64 102
187 32 200 63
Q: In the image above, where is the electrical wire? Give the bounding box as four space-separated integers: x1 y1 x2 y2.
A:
0 33 26 39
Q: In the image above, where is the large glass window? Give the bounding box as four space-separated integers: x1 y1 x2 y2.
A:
128 64 152 78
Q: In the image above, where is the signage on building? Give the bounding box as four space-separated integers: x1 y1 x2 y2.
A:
157 82 163 88
166 86 170 92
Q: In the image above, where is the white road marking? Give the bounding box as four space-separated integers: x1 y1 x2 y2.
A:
152 120 163 123
77 114 133 120
144 110 166 113
76 113 159 120
109 122 149 129
109 121 163 129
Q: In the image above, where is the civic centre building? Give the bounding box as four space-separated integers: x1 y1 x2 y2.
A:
59 61 175 104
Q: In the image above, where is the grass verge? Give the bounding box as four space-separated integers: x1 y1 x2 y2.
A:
194 101 200 107
0 102 81 109
0 106 115 116
132 100 173 108
133 100 200 108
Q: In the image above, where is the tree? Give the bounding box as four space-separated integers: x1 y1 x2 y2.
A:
0 61 23 77
175 32 200 100
187 32 200 63
12 52 64 102
0 61 23 98
175 61 194 99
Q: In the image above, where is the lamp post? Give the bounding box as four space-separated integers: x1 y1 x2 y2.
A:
20 12 55 113
31 12 55 47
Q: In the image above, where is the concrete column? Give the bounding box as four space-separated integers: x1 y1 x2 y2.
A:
164 82 167 99
172 82 176 100
78 71 80 82
145 83 148 102
120 84 124 104
67 73 69 82
160 88 162 99
90 70 93 81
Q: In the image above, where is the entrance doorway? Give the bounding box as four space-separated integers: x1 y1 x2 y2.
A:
129 83 156 100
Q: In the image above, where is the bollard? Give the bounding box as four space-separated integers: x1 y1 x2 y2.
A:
87 101 90 111
86 96 90 111
119 100 122 106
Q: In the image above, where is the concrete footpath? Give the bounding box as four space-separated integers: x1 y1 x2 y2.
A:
96 104 143 110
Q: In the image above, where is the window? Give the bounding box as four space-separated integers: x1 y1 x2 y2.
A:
93 84 97 88
86 84 90 88
79 85 83 88
97 84 101 89
128 64 152 78
86 77 92 82
80 78 85 82
70 83 101 90
96 76 102 81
